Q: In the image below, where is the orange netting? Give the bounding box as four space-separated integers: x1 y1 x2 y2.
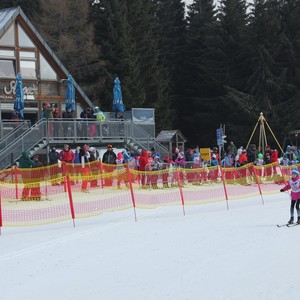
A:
0 161 290 228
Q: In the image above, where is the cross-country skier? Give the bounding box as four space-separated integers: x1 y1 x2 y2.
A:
280 168 300 224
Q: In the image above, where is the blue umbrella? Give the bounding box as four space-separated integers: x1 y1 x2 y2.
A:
113 77 125 112
66 74 75 111
14 73 24 119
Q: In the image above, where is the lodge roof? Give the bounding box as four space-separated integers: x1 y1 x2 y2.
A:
0 6 94 109
156 130 187 142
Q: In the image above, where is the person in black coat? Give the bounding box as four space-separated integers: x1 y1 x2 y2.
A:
102 144 117 186
102 144 117 165
247 144 257 163
49 146 60 165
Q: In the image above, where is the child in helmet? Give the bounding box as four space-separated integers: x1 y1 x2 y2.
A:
280 168 300 224
254 153 264 166
280 154 290 166
290 155 299 166
253 153 264 179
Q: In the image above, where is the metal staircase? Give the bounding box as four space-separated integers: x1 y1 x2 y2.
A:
0 120 31 152
125 123 169 158
0 119 170 169
0 119 47 170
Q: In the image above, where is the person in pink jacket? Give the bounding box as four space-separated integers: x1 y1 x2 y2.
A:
280 168 300 224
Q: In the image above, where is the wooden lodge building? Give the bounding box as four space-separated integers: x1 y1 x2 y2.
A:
0 6 171 169
0 6 93 124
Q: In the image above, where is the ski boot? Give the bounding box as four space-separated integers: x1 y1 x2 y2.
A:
288 217 294 224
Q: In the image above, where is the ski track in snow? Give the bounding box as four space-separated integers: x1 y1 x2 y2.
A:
1 193 300 300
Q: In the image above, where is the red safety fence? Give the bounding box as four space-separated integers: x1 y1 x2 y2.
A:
0 161 293 230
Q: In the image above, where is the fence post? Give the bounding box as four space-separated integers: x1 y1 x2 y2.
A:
66 175 76 227
14 166 18 200
62 162 67 193
99 160 104 188
45 165 49 199
176 167 185 216
252 164 264 205
278 163 288 185
219 165 229 210
126 165 137 222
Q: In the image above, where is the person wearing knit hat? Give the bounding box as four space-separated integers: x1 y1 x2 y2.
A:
175 152 186 167
280 168 300 224
102 145 116 165
102 144 117 187
77 144 90 192
150 155 162 189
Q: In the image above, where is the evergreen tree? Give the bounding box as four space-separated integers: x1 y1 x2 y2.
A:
0 0 38 17
90 0 171 131
156 0 186 126
127 0 171 130
3 0 300 146
218 0 250 91
90 0 144 110
281 0 300 83
246 0 288 140
179 0 225 146
31 0 103 104
217 0 254 145
273 0 300 134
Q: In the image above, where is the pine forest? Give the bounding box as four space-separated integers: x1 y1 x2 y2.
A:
1 0 300 147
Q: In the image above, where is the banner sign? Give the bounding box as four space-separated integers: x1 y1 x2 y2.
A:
200 148 211 161
216 128 224 146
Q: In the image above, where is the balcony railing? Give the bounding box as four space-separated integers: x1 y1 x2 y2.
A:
0 118 169 170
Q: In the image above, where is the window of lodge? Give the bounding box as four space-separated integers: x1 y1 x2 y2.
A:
18 24 35 48
20 51 37 79
0 23 15 46
40 53 57 80
0 50 16 78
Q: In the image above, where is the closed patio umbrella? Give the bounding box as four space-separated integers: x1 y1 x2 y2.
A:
113 76 125 114
66 74 75 111
14 73 24 119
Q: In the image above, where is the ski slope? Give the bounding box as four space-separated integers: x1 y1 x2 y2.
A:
0 193 299 300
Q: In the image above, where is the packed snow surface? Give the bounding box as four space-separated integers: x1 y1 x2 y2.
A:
0 193 299 300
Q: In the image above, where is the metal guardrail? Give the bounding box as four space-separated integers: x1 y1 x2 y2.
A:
0 118 169 170
127 122 169 158
0 119 45 170
0 120 30 141
0 120 31 151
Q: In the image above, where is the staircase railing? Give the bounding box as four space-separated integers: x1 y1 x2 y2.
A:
125 122 170 157
0 120 30 141
0 120 31 152
0 119 45 170
0 118 170 170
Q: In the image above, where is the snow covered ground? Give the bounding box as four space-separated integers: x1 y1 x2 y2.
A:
0 192 299 300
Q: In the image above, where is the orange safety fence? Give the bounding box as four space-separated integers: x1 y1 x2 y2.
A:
0 161 292 229
0 177 71 226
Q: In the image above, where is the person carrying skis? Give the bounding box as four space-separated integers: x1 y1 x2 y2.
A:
280 168 300 224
